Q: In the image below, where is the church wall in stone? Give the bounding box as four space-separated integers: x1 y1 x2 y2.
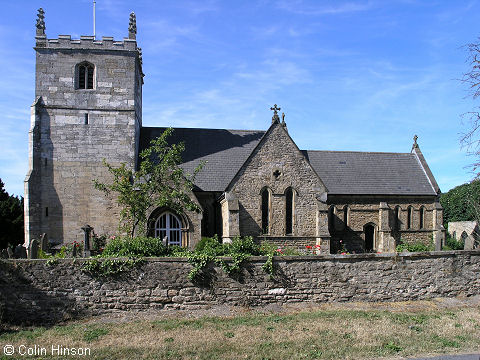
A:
227 122 327 242
327 196 439 253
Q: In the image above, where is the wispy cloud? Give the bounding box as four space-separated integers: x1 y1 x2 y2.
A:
276 0 373 16
180 0 219 15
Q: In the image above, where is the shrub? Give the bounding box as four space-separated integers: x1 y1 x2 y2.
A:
91 234 107 252
101 236 172 257
443 234 464 250
195 235 223 253
225 236 263 256
396 242 434 252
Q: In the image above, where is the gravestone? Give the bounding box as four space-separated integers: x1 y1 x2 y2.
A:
6 247 13 258
29 239 40 259
14 245 27 259
40 233 48 252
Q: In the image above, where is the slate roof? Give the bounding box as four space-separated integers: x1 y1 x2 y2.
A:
139 127 438 196
303 150 437 196
140 127 265 192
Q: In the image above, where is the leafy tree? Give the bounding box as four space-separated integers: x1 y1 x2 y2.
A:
94 128 202 238
0 179 24 249
439 180 480 226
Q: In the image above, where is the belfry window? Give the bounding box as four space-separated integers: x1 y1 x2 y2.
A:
154 212 182 246
76 62 94 89
261 188 270 234
285 187 294 235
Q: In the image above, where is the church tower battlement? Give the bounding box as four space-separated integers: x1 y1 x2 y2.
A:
25 8 144 247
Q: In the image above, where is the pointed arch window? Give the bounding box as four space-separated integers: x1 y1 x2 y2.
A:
261 187 271 234
419 206 425 229
154 212 182 246
76 62 95 89
407 206 413 229
285 187 295 235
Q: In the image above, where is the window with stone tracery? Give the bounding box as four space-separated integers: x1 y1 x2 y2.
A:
76 62 94 89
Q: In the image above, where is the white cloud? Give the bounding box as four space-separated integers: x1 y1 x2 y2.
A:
276 0 373 16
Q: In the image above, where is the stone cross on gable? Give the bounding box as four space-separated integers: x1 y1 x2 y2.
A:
413 134 418 147
270 104 281 124
36 8 46 36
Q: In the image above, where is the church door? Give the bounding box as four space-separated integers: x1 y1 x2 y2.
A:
364 224 375 252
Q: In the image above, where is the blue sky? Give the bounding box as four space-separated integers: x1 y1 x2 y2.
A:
1 0 479 197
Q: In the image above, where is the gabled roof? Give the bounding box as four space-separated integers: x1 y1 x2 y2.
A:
303 150 437 196
140 127 264 191
139 126 438 196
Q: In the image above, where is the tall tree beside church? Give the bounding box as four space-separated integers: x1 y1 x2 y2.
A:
440 180 480 226
0 179 24 249
461 40 480 173
94 128 203 238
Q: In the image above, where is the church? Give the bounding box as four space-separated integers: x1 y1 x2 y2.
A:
25 9 445 254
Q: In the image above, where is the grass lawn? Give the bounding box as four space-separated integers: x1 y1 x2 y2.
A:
1 302 480 359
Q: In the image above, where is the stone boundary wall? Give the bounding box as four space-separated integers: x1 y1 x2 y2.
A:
1 251 480 325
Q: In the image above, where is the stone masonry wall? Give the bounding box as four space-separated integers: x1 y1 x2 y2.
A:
26 35 142 245
229 123 326 238
1 251 479 325
328 196 439 253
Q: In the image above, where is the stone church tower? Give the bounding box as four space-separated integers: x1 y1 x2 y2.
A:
24 9 143 246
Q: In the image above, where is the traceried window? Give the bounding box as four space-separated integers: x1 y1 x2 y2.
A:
285 187 294 235
76 62 94 89
261 187 271 234
154 212 182 246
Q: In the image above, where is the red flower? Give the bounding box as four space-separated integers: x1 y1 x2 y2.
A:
306 245 312 249
341 252 346 255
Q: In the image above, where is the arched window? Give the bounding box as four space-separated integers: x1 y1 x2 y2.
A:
407 206 413 229
76 62 94 89
419 206 425 229
261 187 270 234
394 206 401 231
285 187 295 235
154 212 182 246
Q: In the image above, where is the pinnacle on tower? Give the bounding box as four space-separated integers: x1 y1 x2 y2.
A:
36 8 46 36
128 12 137 40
